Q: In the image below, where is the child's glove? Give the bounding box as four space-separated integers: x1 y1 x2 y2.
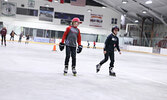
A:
77 45 83 53
59 42 65 51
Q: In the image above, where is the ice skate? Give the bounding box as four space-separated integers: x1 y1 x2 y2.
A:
72 67 77 76
73 73 76 76
96 64 101 73
63 73 67 76
63 67 68 76
109 70 116 77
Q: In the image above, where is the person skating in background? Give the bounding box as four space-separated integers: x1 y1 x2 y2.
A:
87 40 90 48
10 30 17 41
25 34 30 44
96 26 121 76
59 17 83 76
93 41 96 49
18 31 24 43
0 27 7 46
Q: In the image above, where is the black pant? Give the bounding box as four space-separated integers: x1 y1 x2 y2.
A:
1 35 6 45
99 51 115 70
18 37 22 42
93 45 96 49
65 46 76 67
10 36 14 41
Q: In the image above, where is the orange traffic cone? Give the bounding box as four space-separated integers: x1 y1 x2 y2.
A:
53 44 56 51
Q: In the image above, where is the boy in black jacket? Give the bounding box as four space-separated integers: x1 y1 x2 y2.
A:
96 26 121 76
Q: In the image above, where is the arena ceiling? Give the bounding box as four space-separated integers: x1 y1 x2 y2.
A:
92 0 167 25
47 0 167 25
64 0 167 25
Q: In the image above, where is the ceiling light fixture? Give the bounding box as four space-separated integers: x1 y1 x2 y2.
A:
145 0 152 4
142 10 147 14
135 20 139 23
54 0 58 2
122 0 128 4
45 4 50 7
87 9 92 12
102 6 106 9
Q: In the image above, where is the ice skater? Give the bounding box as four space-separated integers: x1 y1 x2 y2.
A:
10 30 17 41
59 17 83 76
87 40 90 48
25 34 30 44
93 41 96 49
18 31 24 43
0 27 7 46
96 26 121 76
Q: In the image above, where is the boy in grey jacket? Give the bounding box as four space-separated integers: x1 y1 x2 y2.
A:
60 17 83 76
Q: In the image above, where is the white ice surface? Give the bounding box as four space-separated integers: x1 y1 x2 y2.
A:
0 42 167 100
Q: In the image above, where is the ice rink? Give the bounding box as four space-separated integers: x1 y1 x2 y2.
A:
0 42 167 100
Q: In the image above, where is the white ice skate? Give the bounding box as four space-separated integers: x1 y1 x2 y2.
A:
72 67 77 76
64 68 68 76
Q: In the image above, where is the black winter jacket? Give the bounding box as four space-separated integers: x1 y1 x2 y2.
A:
104 33 120 52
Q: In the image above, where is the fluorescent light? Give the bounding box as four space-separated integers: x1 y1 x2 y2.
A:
122 0 128 4
54 0 58 2
145 0 152 4
142 10 147 14
87 9 92 12
45 4 49 7
4 0 8 1
135 20 139 23
102 7 106 9
122 2 127 4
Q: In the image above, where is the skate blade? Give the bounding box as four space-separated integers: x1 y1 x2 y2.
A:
109 74 116 77
96 69 100 73
64 73 67 76
111 75 116 77
96 65 100 73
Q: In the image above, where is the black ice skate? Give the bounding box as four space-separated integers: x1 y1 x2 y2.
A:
72 67 77 76
96 64 101 73
109 70 116 77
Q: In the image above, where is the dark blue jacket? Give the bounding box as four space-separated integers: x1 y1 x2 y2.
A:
104 33 120 52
